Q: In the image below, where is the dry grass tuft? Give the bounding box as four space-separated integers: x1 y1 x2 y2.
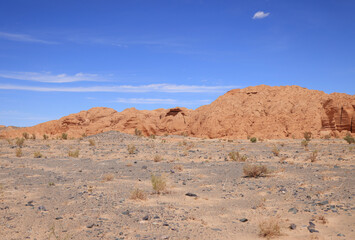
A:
309 150 318 162
151 174 167 194
68 149 79 158
228 151 247 162
16 138 25 148
153 154 163 162
259 218 281 239
243 164 270 178
127 144 136 154
89 139 96 146
43 134 49 140
130 188 147 200
33 151 43 158
22 132 29 139
61 133 68 140
102 173 114 182
15 148 22 157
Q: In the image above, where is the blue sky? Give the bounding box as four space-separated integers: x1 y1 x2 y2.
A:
0 0 354 127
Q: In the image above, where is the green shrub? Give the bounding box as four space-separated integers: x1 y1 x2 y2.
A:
61 133 68 140
250 137 257 143
344 133 355 144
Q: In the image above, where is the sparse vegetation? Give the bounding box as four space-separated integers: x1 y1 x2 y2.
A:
344 133 355 144
301 139 309 147
151 174 167 194
149 134 156 139
127 144 136 154
259 218 281 239
130 188 147 200
304 131 312 141
43 134 49 140
250 137 257 143
102 173 114 182
243 164 270 178
31 134 36 140
22 132 29 139
134 128 142 136
15 148 22 157
89 139 96 146
309 150 318 162
153 154 163 162
33 151 43 158
68 149 79 158
317 215 328 224
61 133 68 140
228 151 247 162
16 138 25 148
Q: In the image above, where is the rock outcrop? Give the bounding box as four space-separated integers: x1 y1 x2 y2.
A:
1 85 354 139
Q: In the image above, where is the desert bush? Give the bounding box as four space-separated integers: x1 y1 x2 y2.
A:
127 144 136 154
344 133 355 144
259 218 281 238
68 149 79 158
134 128 142 136
61 133 68 140
301 139 309 147
153 154 163 162
6 138 12 145
15 148 22 157
243 164 269 178
149 134 156 139
22 132 29 139
102 173 114 182
250 137 257 143
130 188 147 200
151 174 167 194
89 139 96 146
304 131 312 141
271 146 280 156
309 150 318 162
82 133 87 138
43 134 49 140
33 151 43 158
16 138 25 148
30 134 36 140
228 151 247 162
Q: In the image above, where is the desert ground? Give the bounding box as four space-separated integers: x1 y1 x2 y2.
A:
0 131 354 240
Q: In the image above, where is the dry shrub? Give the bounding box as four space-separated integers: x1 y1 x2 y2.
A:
68 149 79 158
304 132 312 141
127 144 136 154
243 164 270 178
301 139 309 147
22 132 29 139
16 138 25 148
61 133 68 140
134 128 142 136
43 134 49 140
89 139 96 146
259 218 281 239
309 150 318 162
130 188 147 200
33 151 43 158
317 215 328 224
344 133 355 144
228 151 247 162
151 174 167 194
15 148 22 157
102 173 114 182
153 155 163 162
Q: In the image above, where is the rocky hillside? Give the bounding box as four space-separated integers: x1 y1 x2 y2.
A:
1 85 354 139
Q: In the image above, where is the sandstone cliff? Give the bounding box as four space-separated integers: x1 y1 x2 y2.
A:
1 85 354 139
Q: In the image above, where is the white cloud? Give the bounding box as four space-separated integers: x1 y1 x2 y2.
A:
0 83 237 93
0 32 57 44
115 98 211 105
0 71 103 83
252 11 270 19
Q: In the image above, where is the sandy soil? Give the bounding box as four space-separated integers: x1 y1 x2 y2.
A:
0 131 354 240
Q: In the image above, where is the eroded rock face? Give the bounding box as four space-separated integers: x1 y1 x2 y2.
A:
1 85 354 139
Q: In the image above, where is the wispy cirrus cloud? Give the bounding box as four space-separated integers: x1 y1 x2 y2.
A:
0 83 237 93
115 98 211 105
0 31 57 44
252 11 270 19
0 71 104 83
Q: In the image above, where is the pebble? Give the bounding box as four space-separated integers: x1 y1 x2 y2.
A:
185 193 198 197
289 223 296 230
240 218 248 222
288 207 298 214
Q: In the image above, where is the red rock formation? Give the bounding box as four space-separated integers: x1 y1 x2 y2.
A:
0 85 354 139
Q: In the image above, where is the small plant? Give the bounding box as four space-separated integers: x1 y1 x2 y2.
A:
48 182 55 186
68 149 79 158
151 174 167 194
250 137 257 143
259 218 281 238
271 146 280 156
89 139 96 146
130 188 147 200
22 132 29 139
309 150 318 162
43 134 49 140
33 151 43 158
16 138 25 148
243 164 269 178
344 133 355 144
15 148 22 157
153 154 163 162
31 134 36 140
82 133 87 138
134 128 142 136
304 131 312 141
228 151 247 162
61 133 68 140
301 139 309 147
149 134 156 139
127 144 136 154
102 173 114 182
